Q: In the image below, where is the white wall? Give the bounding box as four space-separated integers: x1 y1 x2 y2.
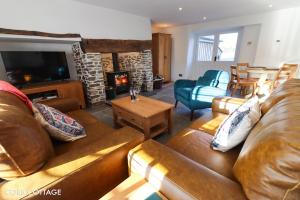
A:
0 0 152 81
0 0 151 40
163 7 300 81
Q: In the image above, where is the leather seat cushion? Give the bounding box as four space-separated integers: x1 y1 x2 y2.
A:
67 110 100 126
129 140 246 200
53 110 115 155
0 93 54 180
188 111 228 136
167 128 241 180
233 95 300 199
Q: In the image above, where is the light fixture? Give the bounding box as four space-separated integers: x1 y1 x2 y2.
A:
203 16 207 21
268 4 273 8
178 7 183 11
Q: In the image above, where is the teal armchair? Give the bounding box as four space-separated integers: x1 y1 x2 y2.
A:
174 70 230 120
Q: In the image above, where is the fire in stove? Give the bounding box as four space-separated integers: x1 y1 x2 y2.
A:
106 71 130 94
115 74 128 86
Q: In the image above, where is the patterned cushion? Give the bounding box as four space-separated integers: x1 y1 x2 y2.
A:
211 96 261 152
33 103 86 142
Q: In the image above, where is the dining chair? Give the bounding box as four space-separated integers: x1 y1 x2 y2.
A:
271 64 299 90
230 63 258 97
227 65 237 91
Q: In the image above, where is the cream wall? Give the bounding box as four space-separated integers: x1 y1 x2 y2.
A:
0 0 152 81
0 0 151 40
163 7 300 80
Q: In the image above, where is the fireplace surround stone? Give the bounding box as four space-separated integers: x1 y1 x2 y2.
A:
72 43 153 105
72 43 154 105
72 43 106 105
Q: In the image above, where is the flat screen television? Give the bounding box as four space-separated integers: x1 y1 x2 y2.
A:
1 51 70 86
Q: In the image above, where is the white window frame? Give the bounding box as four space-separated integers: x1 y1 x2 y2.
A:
194 28 243 63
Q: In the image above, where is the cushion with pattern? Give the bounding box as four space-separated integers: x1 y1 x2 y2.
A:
33 103 86 142
211 96 261 152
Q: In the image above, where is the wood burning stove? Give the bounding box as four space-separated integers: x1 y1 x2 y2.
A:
106 53 130 94
106 71 130 94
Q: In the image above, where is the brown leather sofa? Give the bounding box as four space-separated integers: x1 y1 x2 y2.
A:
0 94 144 200
103 79 300 200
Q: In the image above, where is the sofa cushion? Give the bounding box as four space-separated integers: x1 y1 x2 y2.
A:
53 116 115 156
67 109 99 126
188 111 228 135
33 103 86 142
167 128 241 180
129 140 246 200
0 94 54 180
233 95 300 200
0 92 32 115
261 79 300 115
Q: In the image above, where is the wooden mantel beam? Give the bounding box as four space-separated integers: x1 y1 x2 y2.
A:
0 27 152 53
81 39 152 53
0 27 81 38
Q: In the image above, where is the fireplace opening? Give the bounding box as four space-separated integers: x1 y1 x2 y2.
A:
106 53 130 94
107 71 129 94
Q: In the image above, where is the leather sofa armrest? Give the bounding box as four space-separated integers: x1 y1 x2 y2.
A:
128 140 246 200
212 97 246 115
39 97 81 113
0 126 145 200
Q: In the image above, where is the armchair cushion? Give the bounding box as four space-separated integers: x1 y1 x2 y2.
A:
176 87 193 100
191 86 227 106
174 79 196 89
196 77 218 87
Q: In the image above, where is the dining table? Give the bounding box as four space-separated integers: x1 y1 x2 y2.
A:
245 67 279 95
246 67 279 83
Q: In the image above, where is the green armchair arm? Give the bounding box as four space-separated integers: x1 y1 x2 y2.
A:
174 79 196 89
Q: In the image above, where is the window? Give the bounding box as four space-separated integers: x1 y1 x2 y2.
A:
196 30 240 62
197 35 215 61
217 32 239 61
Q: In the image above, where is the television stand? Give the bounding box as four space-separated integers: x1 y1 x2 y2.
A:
21 80 86 109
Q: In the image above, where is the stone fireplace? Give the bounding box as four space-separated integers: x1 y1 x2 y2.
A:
72 42 153 105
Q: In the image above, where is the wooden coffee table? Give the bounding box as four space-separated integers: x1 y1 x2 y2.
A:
112 96 174 139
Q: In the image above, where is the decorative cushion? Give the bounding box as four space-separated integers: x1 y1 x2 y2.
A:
0 93 54 180
211 96 261 152
33 103 86 142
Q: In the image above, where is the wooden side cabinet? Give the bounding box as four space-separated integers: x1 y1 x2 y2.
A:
21 80 86 109
152 33 172 82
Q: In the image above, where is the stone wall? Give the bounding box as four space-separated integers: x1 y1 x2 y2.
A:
101 53 114 73
72 43 106 105
118 51 153 92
